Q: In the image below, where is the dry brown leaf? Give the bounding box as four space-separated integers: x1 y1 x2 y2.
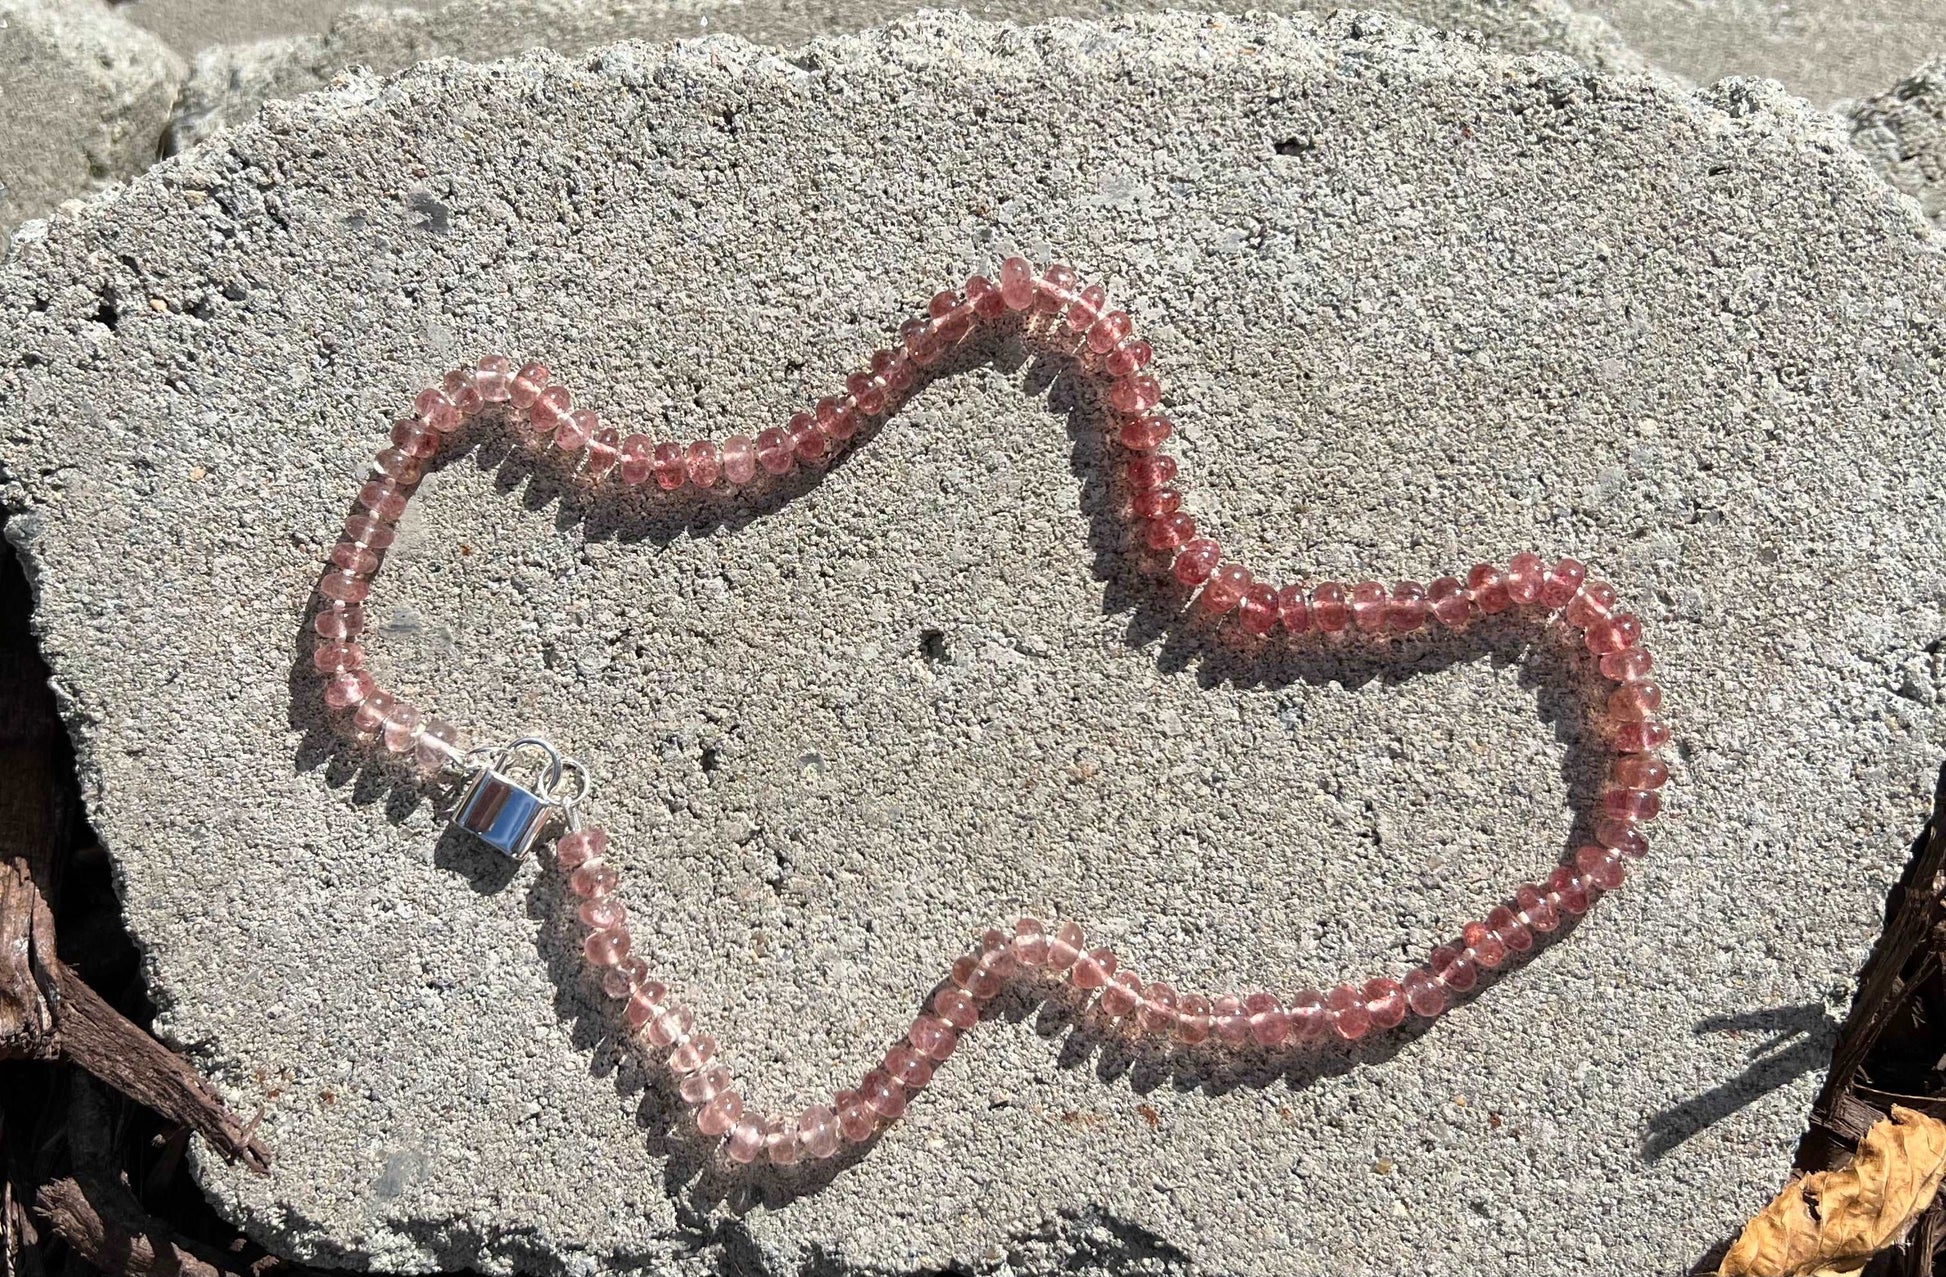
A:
1719 1105 1946 1276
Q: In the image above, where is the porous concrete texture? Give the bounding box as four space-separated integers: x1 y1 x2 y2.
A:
165 0 1650 153
1850 58 1946 225
1583 0 1946 104
3 11 1944 1275
0 0 184 242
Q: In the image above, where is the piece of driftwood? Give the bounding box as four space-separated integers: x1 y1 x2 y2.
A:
36 1177 245 1277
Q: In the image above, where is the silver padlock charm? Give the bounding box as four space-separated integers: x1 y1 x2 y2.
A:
456 737 581 860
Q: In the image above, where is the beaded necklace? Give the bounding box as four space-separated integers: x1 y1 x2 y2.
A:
308 257 1670 1168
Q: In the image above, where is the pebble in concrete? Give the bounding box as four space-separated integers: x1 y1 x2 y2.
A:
3 12 1945 1275
0 0 183 243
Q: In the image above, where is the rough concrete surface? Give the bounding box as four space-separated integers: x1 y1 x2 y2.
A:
0 0 184 241
4 12 1946 1275
1850 57 1946 226
1583 0 1946 104
110 0 370 52
166 0 1650 153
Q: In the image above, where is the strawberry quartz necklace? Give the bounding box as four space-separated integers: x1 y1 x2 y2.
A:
307 257 1671 1168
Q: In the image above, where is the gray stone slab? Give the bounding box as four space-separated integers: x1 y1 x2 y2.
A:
165 0 1651 152
0 0 184 242
3 11 1943 1275
111 0 372 53
1849 58 1946 226
1581 0 1946 104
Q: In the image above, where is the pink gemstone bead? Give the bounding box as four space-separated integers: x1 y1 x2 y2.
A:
1387 580 1429 632
1427 575 1470 627
623 982 667 1030
1402 969 1446 1018
1175 993 1213 1045
933 986 980 1029
415 388 460 433
1350 581 1388 633
1245 991 1289 1047
1540 557 1588 608
998 256 1036 310
1587 614 1644 654
651 441 686 491
1046 920 1084 972
585 428 621 482
556 827 608 868
342 515 395 549
822 392 862 438
1065 284 1107 334
1088 311 1133 355
801 1104 841 1160
1170 539 1221 587
1277 584 1312 635
1364 978 1408 1030
322 670 375 709
681 1061 731 1104
1462 921 1507 969
1603 788 1662 822
441 369 482 417
382 702 421 753
1487 904 1534 954
885 1044 933 1090
1601 648 1654 682
1038 263 1077 309
314 603 364 641
1609 682 1663 721
1515 884 1559 934
1576 843 1626 890
1105 339 1153 379
1546 864 1591 915
510 361 549 407
318 571 370 604
1130 486 1180 521
1107 375 1161 416
1596 817 1651 859
329 541 379 575
647 1004 694 1049
1312 582 1351 632
966 275 1005 321
350 690 393 740
570 861 619 899
1238 582 1279 636
720 436 757 486
861 1070 906 1120
698 1090 742 1138
1071 947 1116 990
788 413 826 464
685 440 721 489
1287 988 1329 1043
1127 455 1178 491
1506 552 1544 604
1566 580 1620 629
619 434 653 486
669 1033 716 1075
601 956 647 1000
371 447 422 484
1118 414 1172 452
1099 970 1142 1020
1012 917 1049 967
1467 563 1511 613
755 427 794 475
390 418 438 459
837 1094 876 1143
312 642 363 674
583 928 631 966
1613 720 1672 753
1327 984 1371 1041
1431 944 1479 993
1146 512 1196 554
908 1014 958 1061
1613 755 1669 789
474 355 512 402
1200 563 1251 615
726 1118 766 1163
579 898 627 931
531 385 572 434
555 408 595 453
1211 995 1250 1046
1136 982 1178 1035
950 953 1003 1000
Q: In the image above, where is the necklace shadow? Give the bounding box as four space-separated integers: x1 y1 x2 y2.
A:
284 322 1613 1210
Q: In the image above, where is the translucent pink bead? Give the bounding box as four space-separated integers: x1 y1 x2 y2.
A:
583 928 631 966
1064 284 1107 333
322 670 375 709
1146 512 1196 554
685 441 721 489
1311 582 1351 632
908 1014 958 1061
1613 720 1672 753
650 441 685 491
1046 920 1084 972
1011 917 1049 967
556 827 608 868
1277 584 1312 634
1402 969 1446 1018
1237 582 1279 636
670 1033 717 1074
1602 788 1661 822
697 1090 742 1138
755 428 794 476
623 982 667 1030
555 409 595 453
1211 995 1250 1046
1071 947 1116 990
681 1061 731 1104
329 541 379 575
441 369 482 417
1461 920 1507 969
933 986 979 1029
371 447 421 484
413 717 460 772
720 436 757 486
1487 904 1533 954
1175 993 1213 1045
1088 311 1133 355
312 642 363 674
314 603 364 641
1037 263 1077 309
1200 563 1251 615
1287 988 1329 1043
510 361 549 407
861 1070 906 1120
1430 944 1478 993
1596 817 1651 859
342 515 395 549
351 690 393 740
474 355 513 402
788 413 826 464
382 702 421 753
1609 682 1663 720
820 394 860 440
1467 563 1511 613
1099 970 1142 1020
531 385 572 434
1118 414 1172 452
647 1004 694 1048
1327 984 1371 1041
950 953 1003 1000
837 1093 876 1143
1540 557 1588 608
726 1118 765 1164
1427 575 1470 627
318 571 370 603
601 956 647 1000
569 861 619 899
1245 991 1290 1047
1364 977 1408 1029
1515 884 1559 933
1613 755 1669 789
1105 339 1153 379
1586 614 1644 654
619 434 653 486
966 275 1005 321
585 428 621 482
1546 864 1591 915
1601 648 1654 682
1506 552 1544 604
391 418 438 459
998 256 1036 310
1386 580 1429 632
800 1104 841 1160
1127 455 1177 490
1170 539 1221 587
1350 581 1388 633
1566 580 1620 629
1134 982 1177 1034
1575 843 1626 890
415 388 459 433
885 1044 932 1090
579 898 627 930
1107 374 1161 416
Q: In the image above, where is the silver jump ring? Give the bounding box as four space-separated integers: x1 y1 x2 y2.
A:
500 736 566 792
